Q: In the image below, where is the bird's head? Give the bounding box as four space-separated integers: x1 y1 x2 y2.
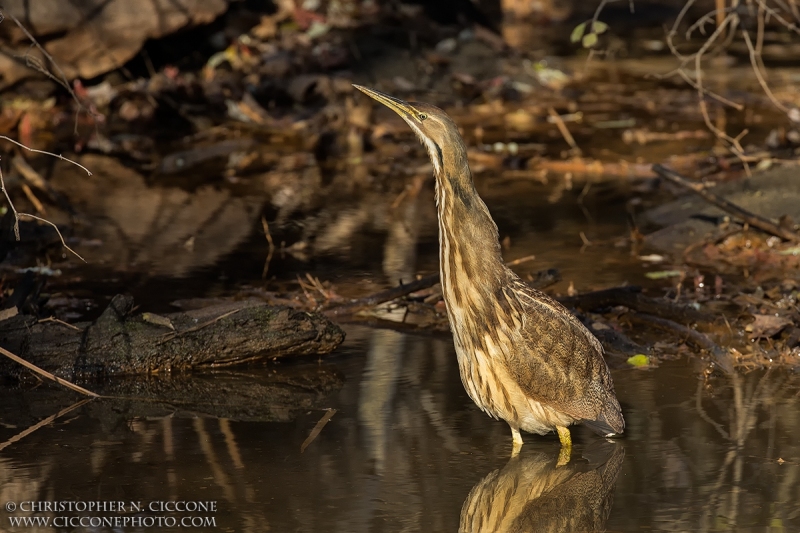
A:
353 85 464 176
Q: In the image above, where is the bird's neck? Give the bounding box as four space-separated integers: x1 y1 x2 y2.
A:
434 154 506 315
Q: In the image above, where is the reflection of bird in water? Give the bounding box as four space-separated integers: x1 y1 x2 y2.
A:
460 443 624 533
354 86 624 463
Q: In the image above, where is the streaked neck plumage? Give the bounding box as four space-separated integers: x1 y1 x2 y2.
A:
430 134 507 332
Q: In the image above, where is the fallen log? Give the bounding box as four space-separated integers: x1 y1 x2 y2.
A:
0 295 345 380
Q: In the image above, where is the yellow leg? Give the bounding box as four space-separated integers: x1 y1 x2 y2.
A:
510 426 523 456
556 426 572 467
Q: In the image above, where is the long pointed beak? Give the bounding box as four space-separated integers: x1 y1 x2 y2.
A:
353 84 415 119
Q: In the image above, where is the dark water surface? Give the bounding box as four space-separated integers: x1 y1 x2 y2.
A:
1 327 799 532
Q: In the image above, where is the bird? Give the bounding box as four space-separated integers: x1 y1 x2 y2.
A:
460 442 624 532
353 85 624 462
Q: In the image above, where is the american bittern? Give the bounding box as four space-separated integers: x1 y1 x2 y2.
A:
354 85 624 461
460 443 624 532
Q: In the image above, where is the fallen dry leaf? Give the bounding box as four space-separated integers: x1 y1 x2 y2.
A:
746 314 792 339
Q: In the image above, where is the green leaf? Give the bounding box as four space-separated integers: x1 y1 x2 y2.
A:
627 354 650 367
591 21 609 34
570 22 586 43
645 270 683 279
582 33 598 48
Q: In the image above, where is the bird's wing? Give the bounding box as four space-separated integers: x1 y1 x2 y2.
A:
500 278 622 431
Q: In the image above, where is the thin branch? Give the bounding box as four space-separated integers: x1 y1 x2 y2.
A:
37 316 82 331
674 68 745 111
693 13 748 157
261 216 275 279
17 213 86 262
157 308 245 344
300 408 337 453
505 254 537 267
753 0 800 35
742 29 791 115
696 378 730 439
1 136 93 176
0 8 101 129
20 183 45 215
0 398 93 452
547 107 581 155
591 0 614 25
686 7 736 41
0 139 90 262
666 0 701 61
0 168 21 240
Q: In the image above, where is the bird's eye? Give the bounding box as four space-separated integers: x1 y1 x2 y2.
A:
418 113 428 121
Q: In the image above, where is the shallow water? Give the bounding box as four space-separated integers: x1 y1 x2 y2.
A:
1 326 799 532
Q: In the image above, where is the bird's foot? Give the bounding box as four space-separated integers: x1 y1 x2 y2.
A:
556 426 572 467
510 427 523 457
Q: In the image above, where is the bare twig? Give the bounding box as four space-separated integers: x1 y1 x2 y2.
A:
0 8 102 130
686 6 734 40
547 107 581 155
300 408 337 453
696 378 730 439
742 29 791 115
18 213 86 262
157 308 245 344
753 0 800 35
669 69 745 111
261 216 276 279
505 254 536 267
0 136 93 176
37 316 82 331
1 10 74 95
660 0 800 162
20 183 45 215
11 154 53 195
665 0 701 61
0 398 93 452
656 1 800 166
652 164 800 243
0 138 91 262
0 346 99 397
691 14 749 157
715 0 726 29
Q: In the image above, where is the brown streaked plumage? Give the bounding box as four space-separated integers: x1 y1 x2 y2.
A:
459 443 624 532
354 85 624 461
